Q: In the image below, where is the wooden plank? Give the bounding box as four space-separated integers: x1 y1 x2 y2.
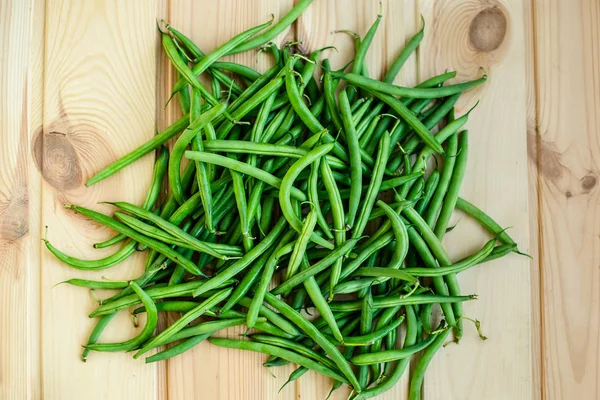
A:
523 0 542 398
530 0 600 398
160 1 295 399
418 1 533 399
0 0 41 398
38 1 161 398
297 1 418 398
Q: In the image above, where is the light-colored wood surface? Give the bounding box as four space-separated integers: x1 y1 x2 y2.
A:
527 0 600 399
0 0 596 399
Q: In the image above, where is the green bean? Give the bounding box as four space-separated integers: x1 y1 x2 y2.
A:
84 283 157 352
357 112 383 148
185 151 307 201
308 159 333 239
353 132 391 239
253 321 298 340
425 134 458 227
355 305 418 399
323 60 342 131
134 287 231 358
279 367 309 392
279 143 335 249
248 89 277 157
114 212 186 247
367 200 417 221
151 317 258 350
384 17 424 83
89 282 232 318
145 334 209 363
43 237 137 271
271 238 360 295
329 315 404 347
86 115 188 186
356 288 373 388
286 210 318 280
58 278 129 290
81 312 116 361
260 196 276 235
259 105 292 145
169 103 226 204
108 201 238 260
170 19 272 96
247 230 296 329
218 72 286 140
340 72 486 99
229 0 313 54
220 247 273 313
429 131 469 337
319 172 422 200
221 64 280 121
203 140 346 170
352 328 443 365
368 91 444 154
251 334 338 371
285 57 326 135
403 238 496 276
95 145 169 249
133 301 199 315
353 12 381 75
210 337 349 384
237 296 301 337
338 88 362 229
482 244 517 263
328 293 474 312
263 293 361 391
415 170 439 214
367 306 399 379
319 160 346 296
455 197 518 247
352 267 417 283
408 323 451 400
167 26 261 81
230 169 253 252
401 94 460 156
162 34 220 107
396 213 458 327
303 258 343 343
62 205 202 275
192 217 287 298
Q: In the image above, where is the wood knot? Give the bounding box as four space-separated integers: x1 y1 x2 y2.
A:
469 7 507 52
581 175 597 191
0 195 29 241
32 130 82 190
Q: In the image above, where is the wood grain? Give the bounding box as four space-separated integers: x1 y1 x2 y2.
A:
530 0 600 398
0 1 40 398
418 1 533 399
0 0 563 398
37 1 161 399
523 0 542 398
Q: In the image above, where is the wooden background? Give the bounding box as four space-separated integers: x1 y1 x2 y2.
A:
0 0 597 399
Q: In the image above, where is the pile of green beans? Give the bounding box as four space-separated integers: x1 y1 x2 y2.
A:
45 3 523 398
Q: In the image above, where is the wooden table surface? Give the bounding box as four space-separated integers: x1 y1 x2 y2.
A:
0 0 597 399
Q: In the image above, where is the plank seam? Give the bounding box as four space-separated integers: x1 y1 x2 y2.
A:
37 0 48 396
529 0 546 398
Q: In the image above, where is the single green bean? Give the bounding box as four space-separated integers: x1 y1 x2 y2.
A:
86 115 188 186
84 283 157 352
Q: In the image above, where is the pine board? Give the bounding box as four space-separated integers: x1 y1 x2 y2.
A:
5 0 588 398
